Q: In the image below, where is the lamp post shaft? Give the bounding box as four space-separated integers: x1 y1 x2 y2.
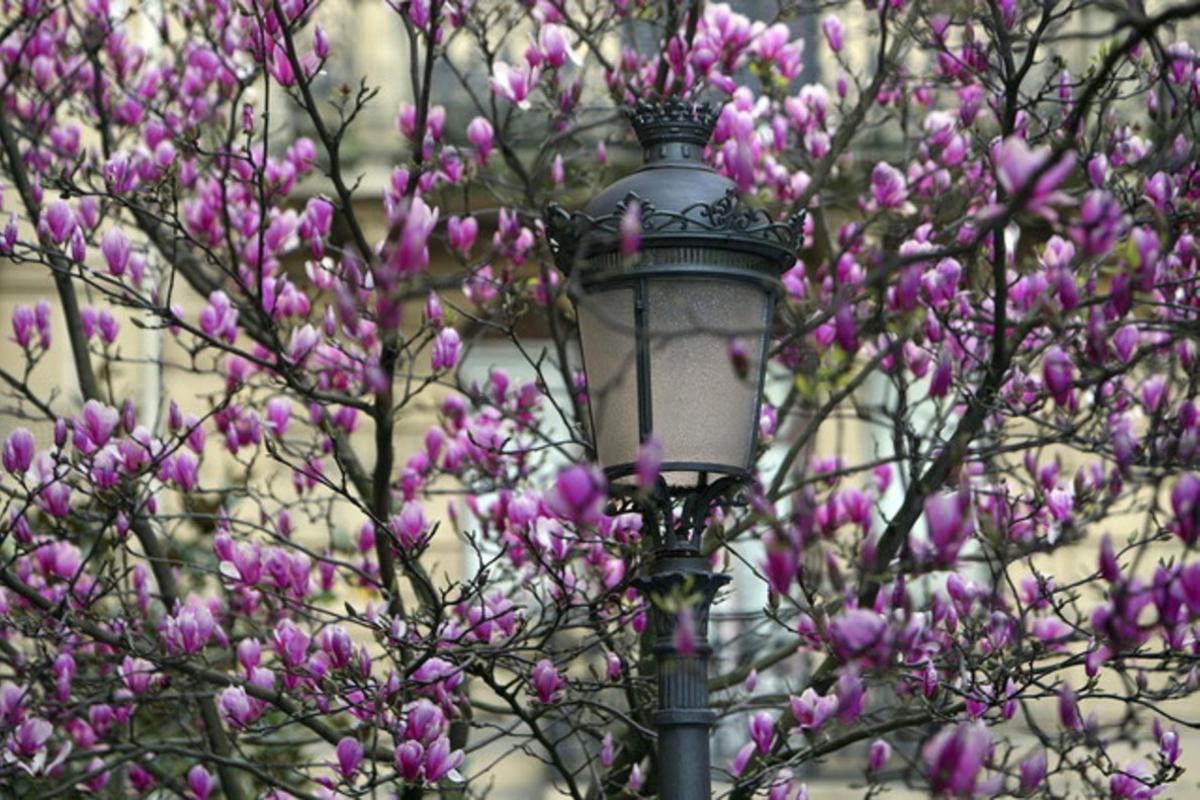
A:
642 554 728 800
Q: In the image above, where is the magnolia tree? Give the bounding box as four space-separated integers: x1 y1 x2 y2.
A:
3 0 1200 797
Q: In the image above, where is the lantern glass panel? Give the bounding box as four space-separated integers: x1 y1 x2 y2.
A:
647 278 770 485
576 287 640 471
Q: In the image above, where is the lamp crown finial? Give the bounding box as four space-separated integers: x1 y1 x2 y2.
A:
624 98 717 150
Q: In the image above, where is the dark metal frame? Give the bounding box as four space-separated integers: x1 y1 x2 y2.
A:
546 99 802 800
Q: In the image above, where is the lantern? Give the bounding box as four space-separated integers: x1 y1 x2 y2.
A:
548 99 801 490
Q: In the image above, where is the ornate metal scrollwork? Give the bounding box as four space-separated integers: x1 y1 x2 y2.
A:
546 190 805 274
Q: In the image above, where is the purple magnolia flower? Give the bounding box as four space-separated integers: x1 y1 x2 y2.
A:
868 739 891 771
1058 682 1083 731
599 733 615 767
922 721 991 796
467 116 494 164
446 215 478 255
835 666 864 724
628 762 646 792
530 658 565 704
1109 761 1163 799
272 619 311 669
187 765 215 800
173 451 200 492
834 304 859 354
994 136 1075 213
2 427 34 474
870 162 909 209
1042 346 1074 406
395 740 425 781
75 399 120 454
1113 324 1138 363
430 327 462 372
829 609 889 666
162 602 215 654
265 397 292 438
1159 728 1181 766
319 625 354 669
921 491 973 565
11 304 36 347
789 688 838 731
391 503 430 549
1100 535 1121 582
10 717 52 756
749 710 776 754
672 606 698 656
41 199 74 244
336 736 364 779
635 433 662 488
199 291 239 343
619 200 641 257
39 481 71 518
489 61 539 109
1020 748 1047 792
391 197 440 280
1070 190 1125 257
1142 374 1168 415
536 24 578 68
547 463 606 524
1144 171 1173 212
930 353 953 397
822 14 844 52
287 324 321 364
217 685 261 728
1171 475 1200 544
424 736 465 782
731 742 756 777
100 226 131 275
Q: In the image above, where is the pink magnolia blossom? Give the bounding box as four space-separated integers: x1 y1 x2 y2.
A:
922 722 992 796
10 717 52 757
619 200 641 257
100 227 131 275
870 162 909 210
1042 346 1075 406
634 433 662 488
424 736 465 782
748 710 777 755
868 739 891 772
1170 475 1200 544
446 215 478 254
2 428 34 474
822 15 844 52
994 136 1075 213
789 688 837 732
217 685 262 728
530 659 566 704
1020 749 1048 791
467 117 494 163
187 765 215 800
41 199 74 243
547 464 606 524
431 327 461 371
336 737 363 779
1058 682 1083 731
489 62 539 109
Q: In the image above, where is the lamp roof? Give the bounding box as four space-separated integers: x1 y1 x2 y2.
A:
547 100 802 274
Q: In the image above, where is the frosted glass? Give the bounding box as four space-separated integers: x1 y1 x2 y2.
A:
646 279 769 485
577 289 640 471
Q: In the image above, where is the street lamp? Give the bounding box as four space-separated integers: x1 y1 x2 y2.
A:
548 99 801 799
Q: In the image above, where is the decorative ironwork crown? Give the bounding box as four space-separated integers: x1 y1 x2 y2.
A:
625 97 718 149
546 190 803 273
